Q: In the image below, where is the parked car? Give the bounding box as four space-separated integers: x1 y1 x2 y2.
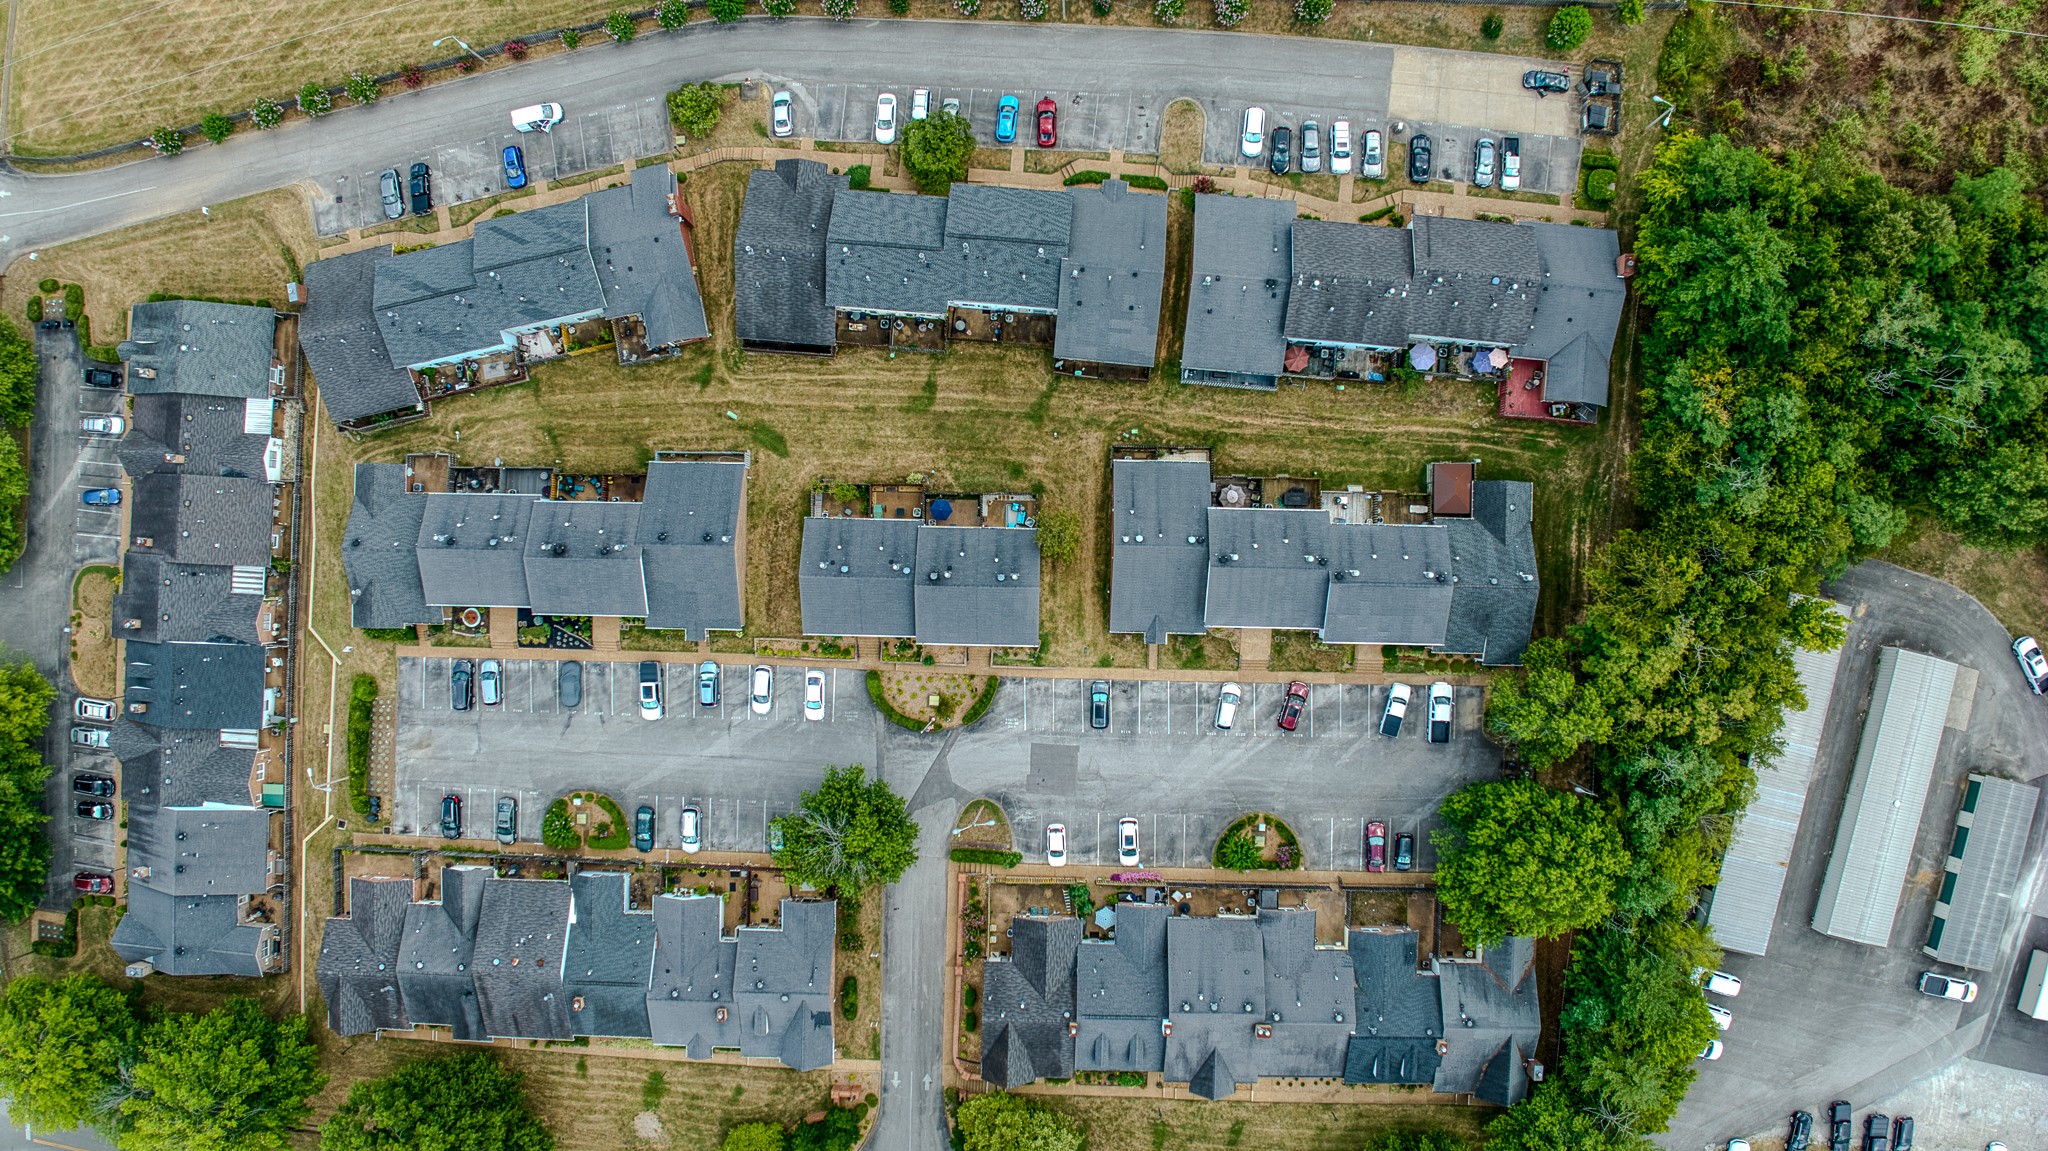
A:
1473 137 1497 188
1706 1002 1733 1030
496 797 517 845
911 88 930 120
2015 636 2048 693
1214 682 1242 729
379 168 403 219
1090 680 1109 729
1365 821 1386 872
74 873 114 894
634 805 656 852
942 97 961 116
1501 149 1522 192
1364 128 1386 179
1891 1117 1913 1151
1523 70 1571 93
1036 97 1057 147
750 665 774 715
76 800 114 821
478 659 501 706
1380 683 1410 737
1240 106 1266 158
1118 817 1140 866
1828 1102 1852 1151
1393 832 1414 871
639 660 664 721
81 488 120 506
1917 972 1978 1002
1045 822 1067 866
874 92 898 144
1699 1040 1724 1060
1788 1109 1813 1151
679 806 702 853
510 103 563 132
1408 133 1433 183
804 669 826 720
69 726 110 749
1702 969 1742 997
450 659 473 711
698 660 720 707
502 145 527 188
1864 1114 1890 1151
440 794 462 838
1278 680 1309 731
80 415 125 436
1268 125 1292 174
1426 681 1453 743
771 91 794 137
1300 120 1322 173
558 660 581 707
83 367 121 389
1728 1141 1751 1151
74 697 115 722
408 162 432 215
72 774 115 797
1329 120 1353 174
995 95 1020 143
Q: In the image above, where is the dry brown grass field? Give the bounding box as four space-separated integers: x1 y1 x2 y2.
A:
1045 1092 1491 1150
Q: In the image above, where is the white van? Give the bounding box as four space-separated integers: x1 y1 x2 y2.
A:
1239 107 1266 159
510 103 564 133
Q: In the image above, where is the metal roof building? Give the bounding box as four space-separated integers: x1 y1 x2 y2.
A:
1924 773 2041 970
1708 608 1849 956
1812 647 1959 947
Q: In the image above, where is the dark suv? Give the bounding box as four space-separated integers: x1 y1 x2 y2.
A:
1862 1114 1889 1151
1268 126 1292 175
1828 1101 1852 1151
1409 133 1433 183
450 659 474 711
1787 1110 1812 1151
440 794 463 839
408 162 433 215
1889 1117 1912 1151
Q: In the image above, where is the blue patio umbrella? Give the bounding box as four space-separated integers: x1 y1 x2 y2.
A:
930 498 953 522
1409 343 1438 371
1093 906 1117 929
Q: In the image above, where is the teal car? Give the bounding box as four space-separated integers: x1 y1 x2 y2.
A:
995 95 1019 144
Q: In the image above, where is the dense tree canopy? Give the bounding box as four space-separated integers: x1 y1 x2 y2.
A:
0 319 36 430
771 764 920 891
1433 779 1629 946
120 998 324 1151
953 1091 1084 1151
721 1122 786 1151
898 111 975 195
319 1051 553 1151
0 658 54 920
0 974 138 1132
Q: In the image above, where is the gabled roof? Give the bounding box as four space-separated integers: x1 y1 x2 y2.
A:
341 463 437 629
1181 195 1294 384
1342 928 1444 1086
1926 774 2042 971
1055 181 1168 369
1107 459 1212 643
299 245 422 423
1440 482 1539 664
637 459 745 637
416 493 535 608
118 301 275 399
117 394 272 479
372 203 605 367
397 866 490 1041
1186 1047 1239 1100
825 185 1071 316
521 500 648 618
799 517 920 638
645 894 837 1070
110 886 267 976
470 877 575 1041
1284 216 1540 351
320 876 416 1036
128 474 274 567
735 159 848 350
1074 903 1169 1072
1201 509 1339 631
125 804 273 897
114 553 262 646
586 163 709 348
110 720 256 807
564 872 656 1039
123 640 265 730
982 916 1081 1088
911 526 1041 647
1513 223 1625 407
1433 939 1539 1103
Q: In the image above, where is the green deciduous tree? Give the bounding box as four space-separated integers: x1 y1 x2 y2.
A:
898 110 975 194
298 83 332 118
1360 1130 1472 1151
771 764 919 891
148 127 184 156
1617 0 1644 25
658 0 693 27
319 1051 553 1151
1483 1085 1644 1151
722 1122 785 1151
1546 4 1592 50
1485 637 1612 769
605 11 637 40
249 97 284 129
954 1091 1084 1151
1034 509 1079 564
119 998 325 1151
668 82 727 138
1433 779 1628 946
0 657 53 913
0 317 37 428
200 112 234 144
0 974 138 1133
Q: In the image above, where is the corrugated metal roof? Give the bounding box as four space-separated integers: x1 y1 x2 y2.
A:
1812 646 1959 947
1709 605 1849 956
1925 774 2041 970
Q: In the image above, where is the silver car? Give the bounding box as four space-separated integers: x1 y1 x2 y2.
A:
1300 120 1322 173
379 168 403 220
1473 138 1497 189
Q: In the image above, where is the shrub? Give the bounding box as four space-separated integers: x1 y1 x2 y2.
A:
1293 0 1331 22
846 164 872 189
457 57 476 73
1125 173 1168 190
199 111 233 144
840 976 859 1018
764 0 796 14
505 39 529 60
1093 0 1112 10
606 10 637 40
1583 167 1617 205
542 799 579 850
1019 0 1048 17
1579 149 1619 171
586 794 631 850
866 670 929 731
345 71 380 105
148 126 185 155
1062 170 1111 186
822 0 857 17
710 0 745 18
1214 0 1245 26
959 677 1000 726
250 96 284 128
36 278 56 294
963 984 979 1010
25 298 39 324
949 847 1022 867
1618 0 1644 24
360 627 415 642
346 674 377 815
298 83 332 118
1481 10 1504 38
401 63 426 89
962 1010 978 1032
561 28 582 48
890 0 910 11
659 0 693 26
955 0 982 13
668 81 726 137
1154 0 1183 21
1546 4 1592 51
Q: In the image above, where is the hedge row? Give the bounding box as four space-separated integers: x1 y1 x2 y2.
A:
346 674 377 817
1062 170 1112 186
865 670 928 731
586 793 632 850
1124 174 1169 191
948 847 1021 867
958 677 1000 726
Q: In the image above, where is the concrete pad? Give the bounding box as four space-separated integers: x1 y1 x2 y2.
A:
1386 47 1576 139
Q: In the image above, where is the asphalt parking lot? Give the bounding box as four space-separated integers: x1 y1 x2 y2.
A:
312 95 672 236
393 658 1496 871
801 82 1155 155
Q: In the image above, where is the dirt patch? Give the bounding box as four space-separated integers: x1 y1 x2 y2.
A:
1878 524 2048 638
632 1110 666 1143
1159 98 1207 175
68 565 119 698
1044 1094 1488 1150
877 669 991 727
1348 889 1410 927
1268 630 1352 674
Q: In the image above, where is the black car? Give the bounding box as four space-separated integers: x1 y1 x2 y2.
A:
1393 832 1414 871
1828 1101 1852 1151
83 367 121 389
1889 1117 1912 1151
634 805 656 852
1523 69 1571 93
408 162 433 215
1408 133 1433 183
75 800 113 820
1268 126 1292 175
1089 681 1109 730
440 794 463 839
558 660 582 708
72 774 116 797
1863 1114 1889 1151
451 659 474 711
1787 1110 1813 1151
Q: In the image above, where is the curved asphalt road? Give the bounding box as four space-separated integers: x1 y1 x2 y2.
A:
0 17 1410 260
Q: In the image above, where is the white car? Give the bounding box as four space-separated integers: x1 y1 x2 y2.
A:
1707 1003 1733 1031
1702 969 1742 997
1239 107 1266 159
1329 120 1353 174
1473 137 1497 188
1918 972 1978 1002
1500 149 1521 192
80 416 125 435
771 90 794 138
804 669 825 720
509 103 563 133
1726 1141 1750 1151
74 697 115 722
750 665 774 715
1362 129 1385 179
679 805 702 854
1426 681 1454 743
1214 682 1242 729
1699 1040 1724 1061
1379 683 1410 738
638 660 664 721
1045 822 1067 866
1117 817 1139 866
911 88 930 121
875 92 898 144
2015 636 2048 693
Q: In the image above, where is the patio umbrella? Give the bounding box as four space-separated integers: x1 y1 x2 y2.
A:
1490 347 1510 370
1409 344 1438 371
1094 906 1117 930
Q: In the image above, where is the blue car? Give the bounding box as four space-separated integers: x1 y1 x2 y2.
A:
995 95 1019 144
502 145 526 189
697 660 720 707
82 488 120 506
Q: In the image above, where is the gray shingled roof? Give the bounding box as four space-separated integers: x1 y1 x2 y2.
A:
128 473 274 567
1202 509 1343 632
1075 903 1168 1073
118 301 275 399
300 246 424 424
1440 483 1539 664
397 866 490 1042
111 720 256 808
320 876 416 1036
564 872 656 1039
114 553 262 645
645 894 837 1070
416 493 535 608
735 160 847 350
124 640 265 730
1433 939 1539 1104
1054 181 1167 369
1285 217 1541 351
1514 223 1625 407
125 804 273 898
373 203 605 368
586 163 709 349
826 186 1070 316
342 463 437 629
117 394 272 479
983 916 1082 1089
1342 928 1444 1087
1107 459 1212 642
637 460 745 637
110 886 266 976
912 526 1041 647
799 517 920 638
471 877 575 1041
522 500 648 618
1181 195 1293 386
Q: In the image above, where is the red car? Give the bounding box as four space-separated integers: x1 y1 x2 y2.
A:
74 872 114 894
1365 822 1387 872
1036 97 1057 148
1278 681 1309 731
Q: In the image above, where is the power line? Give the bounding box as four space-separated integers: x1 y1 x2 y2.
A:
1695 0 2048 40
